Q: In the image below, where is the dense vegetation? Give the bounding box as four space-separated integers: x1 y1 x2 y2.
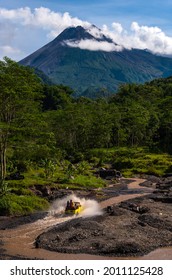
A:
1 57 172 215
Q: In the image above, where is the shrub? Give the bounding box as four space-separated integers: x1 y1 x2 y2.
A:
69 174 106 189
146 166 162 177
89 147 172 177
112 158 134 170
0 194 49 216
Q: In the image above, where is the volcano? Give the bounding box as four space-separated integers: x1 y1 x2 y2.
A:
20 25 172 97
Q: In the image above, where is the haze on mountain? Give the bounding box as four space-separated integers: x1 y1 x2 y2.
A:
20 25 172 97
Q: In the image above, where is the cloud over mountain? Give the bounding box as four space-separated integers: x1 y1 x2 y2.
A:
1 6 172 59
102 21 172 55
65 39 123 52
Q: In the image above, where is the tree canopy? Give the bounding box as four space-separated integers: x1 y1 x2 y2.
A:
0 57 43 180
1 57 172 182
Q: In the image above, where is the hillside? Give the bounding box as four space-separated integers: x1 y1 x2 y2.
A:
20 26 172 97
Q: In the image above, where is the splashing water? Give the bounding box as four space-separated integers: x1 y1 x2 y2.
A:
49 194 103 217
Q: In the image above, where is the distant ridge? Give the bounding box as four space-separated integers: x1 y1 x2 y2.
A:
20 25 172 97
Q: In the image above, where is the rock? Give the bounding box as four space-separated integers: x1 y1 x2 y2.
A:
5 172 24 180
138 221 146 227
34 185 51 197
53 235 60 242
120 201 150 214
68 233 87 243
106 206 114 214
103 242 143 256
156 177 172 190
35 240 40 248
138 214 172 232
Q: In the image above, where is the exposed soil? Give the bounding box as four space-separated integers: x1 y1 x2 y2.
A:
0 176 172 259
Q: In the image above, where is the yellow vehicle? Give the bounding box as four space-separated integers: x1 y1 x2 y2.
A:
65 200 83 215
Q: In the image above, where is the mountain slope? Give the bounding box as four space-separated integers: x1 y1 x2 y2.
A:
20 26 172 96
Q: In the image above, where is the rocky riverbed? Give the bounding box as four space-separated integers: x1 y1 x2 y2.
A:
0 176 172 259
35 176 172 258
35 195 172 257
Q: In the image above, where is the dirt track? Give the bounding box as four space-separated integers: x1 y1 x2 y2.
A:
100 178 150 208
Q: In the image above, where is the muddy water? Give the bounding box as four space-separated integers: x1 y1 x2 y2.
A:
0 178 172 260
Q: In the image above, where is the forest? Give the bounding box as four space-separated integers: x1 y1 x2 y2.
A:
1 57 172 215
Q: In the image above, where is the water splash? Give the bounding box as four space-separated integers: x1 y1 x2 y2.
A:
49 194 103 217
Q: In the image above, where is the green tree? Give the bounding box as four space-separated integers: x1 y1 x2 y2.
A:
45 102 92 154
158 96 172 153
88 100 113 148
0 57 42 180
42 84 73 111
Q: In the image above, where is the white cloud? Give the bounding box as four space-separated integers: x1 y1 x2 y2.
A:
1 6 172 60
112 22 123 34
0 6 31 23
64 39 123 52
0 6 91 60
0 7 90 37
0 45 22 59
101 21 172 55
129 22 172 54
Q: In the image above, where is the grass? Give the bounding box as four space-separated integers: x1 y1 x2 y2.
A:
0 161 105 216
0 193 49 216
89 147 172 177
6 161 105 191
69 174 106 189
2 147 172 216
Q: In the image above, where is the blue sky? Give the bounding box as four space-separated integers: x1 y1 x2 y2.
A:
1 0 172 60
